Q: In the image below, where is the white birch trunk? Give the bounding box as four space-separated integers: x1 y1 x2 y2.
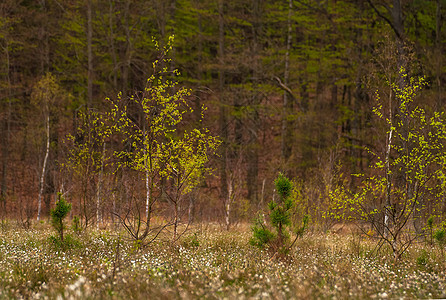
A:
37 113 50 221
145 168 149 221
96 142 105 230
225 178 233 230
384 90 393 236
144 133 150 222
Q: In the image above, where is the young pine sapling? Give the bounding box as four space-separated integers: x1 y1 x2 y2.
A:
251 173 307 255
50 194 72 243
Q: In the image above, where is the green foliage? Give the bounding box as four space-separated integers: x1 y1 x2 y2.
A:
50 194 72 243
270 206 290 228
434 228 446 246
182 233 200 248
427 215 435 245
270 173 294 232
131 239 144 253
433 227 446 257
275 173 293 201
30 72 69 116
64 107 110 228
251 173 307 255
427 216 434 229
104 36 220 242
249 215 275 249
109 36 220 190
295 214 310 238
326 69 446 260
72 216 82 235
66 109 110 175
416 249 429 267
48 234 81 251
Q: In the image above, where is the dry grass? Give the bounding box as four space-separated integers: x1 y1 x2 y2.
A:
0 223 445 299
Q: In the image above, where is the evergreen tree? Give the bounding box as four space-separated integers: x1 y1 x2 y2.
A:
251 173 307 255
50 194 72 243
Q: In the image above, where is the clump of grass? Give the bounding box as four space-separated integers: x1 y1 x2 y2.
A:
48 233 81 251
71 215 82 235
416 249 429 268
434 228 446 257
182 232 200 248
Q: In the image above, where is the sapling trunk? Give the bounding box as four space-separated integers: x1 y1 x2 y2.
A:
277 223 284 249
59 217 64 242
37 113 50 221
384 89 393 238
96 142 105 230
225 177 232 231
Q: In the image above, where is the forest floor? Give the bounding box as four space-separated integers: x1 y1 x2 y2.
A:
0 222 445 299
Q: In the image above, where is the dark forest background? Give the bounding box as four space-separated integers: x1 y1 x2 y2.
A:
1 0 445 228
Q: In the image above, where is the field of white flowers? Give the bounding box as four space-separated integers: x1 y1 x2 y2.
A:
0 224 445 299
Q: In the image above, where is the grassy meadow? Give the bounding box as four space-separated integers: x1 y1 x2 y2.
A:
0 222 445 299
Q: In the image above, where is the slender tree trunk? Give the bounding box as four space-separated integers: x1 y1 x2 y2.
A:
259 178 265 209
173 175 181 242
436 0 442 107
195 3 203 122
37 113 50 221
96 142 105 229
436 0 442 55
143 129 152 225
188 192 195 224
112 191 116 226
87 0 93 107
174 201 179 241
122 0 131 96
281 0 293 164
112 171 120 227
40 0 50 74
225 176 233 231
169 0 177 86
391 0 420 235
145 151 150 222
44 176 53 218
173 201 178 241
147 136 156 229
109 0 118 91
278 222 284 248
392 0 404 40
82 160 90 228
1 38 11 215
384 89 393 237
156 0 166 38
218 0 228 208
247 0 262 204
391 0 406 87
436 1 446 215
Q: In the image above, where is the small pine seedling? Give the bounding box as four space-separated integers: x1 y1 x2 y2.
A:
51 193 72 242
